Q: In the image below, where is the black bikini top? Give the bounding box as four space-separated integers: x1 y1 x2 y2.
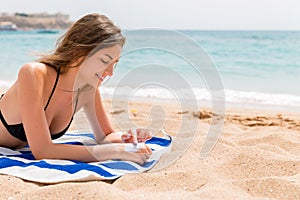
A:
0 67 78 142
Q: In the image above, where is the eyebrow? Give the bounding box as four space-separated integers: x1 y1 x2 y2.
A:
104 54 113 60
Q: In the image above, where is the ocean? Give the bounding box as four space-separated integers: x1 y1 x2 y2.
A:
0 30 300 111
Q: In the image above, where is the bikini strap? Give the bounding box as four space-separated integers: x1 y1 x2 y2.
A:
73 89 79 115
44 67 61 111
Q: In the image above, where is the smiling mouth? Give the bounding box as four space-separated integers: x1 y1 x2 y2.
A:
95 73 104 81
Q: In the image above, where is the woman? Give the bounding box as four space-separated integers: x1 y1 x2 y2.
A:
0 13 152 165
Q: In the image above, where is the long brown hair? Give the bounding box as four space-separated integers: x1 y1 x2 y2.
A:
38 13 125 74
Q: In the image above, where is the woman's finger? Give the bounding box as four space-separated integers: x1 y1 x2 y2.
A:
130 128 138 145
136 128 152 142
121 133 134 143
121 133 131 140
145 144 152 154
145 153 150 159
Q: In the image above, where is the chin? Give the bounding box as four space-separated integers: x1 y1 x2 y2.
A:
96 82 102 88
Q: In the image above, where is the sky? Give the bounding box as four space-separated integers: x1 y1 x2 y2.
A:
1 0 300 30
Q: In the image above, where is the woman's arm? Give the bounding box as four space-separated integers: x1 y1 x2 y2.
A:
83 88 123 143
83 88 153 144
17 64 54 158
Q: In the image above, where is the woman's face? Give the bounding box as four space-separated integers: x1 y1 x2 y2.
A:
77 45 122 88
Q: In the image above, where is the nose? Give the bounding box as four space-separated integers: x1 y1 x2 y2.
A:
103 63 114 77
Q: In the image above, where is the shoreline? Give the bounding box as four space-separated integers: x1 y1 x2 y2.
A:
102 94 300 114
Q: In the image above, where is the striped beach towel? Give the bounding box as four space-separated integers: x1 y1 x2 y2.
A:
0 131 172 183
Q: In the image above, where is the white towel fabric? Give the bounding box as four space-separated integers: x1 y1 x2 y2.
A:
0 131 172 183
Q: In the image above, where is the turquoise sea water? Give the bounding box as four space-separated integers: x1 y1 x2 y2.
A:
0 30 300 110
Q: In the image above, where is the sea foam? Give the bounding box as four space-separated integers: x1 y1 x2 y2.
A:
100 86 300 109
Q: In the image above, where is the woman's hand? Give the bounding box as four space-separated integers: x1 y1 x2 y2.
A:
121 128 152 145
89 143 152 165
121 143 152 165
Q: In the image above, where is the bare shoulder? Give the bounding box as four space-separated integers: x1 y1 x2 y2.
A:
17 62 47 85
16 62 49 100
18 62 47 76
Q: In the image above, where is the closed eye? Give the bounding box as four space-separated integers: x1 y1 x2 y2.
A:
100 58 109 64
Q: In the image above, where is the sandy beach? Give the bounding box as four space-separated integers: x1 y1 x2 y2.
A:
0 99 300 200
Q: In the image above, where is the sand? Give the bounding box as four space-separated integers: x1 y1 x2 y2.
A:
0 99 300 200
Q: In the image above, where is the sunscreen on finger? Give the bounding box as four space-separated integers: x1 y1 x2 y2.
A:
131 127 138 146
124 143 143 153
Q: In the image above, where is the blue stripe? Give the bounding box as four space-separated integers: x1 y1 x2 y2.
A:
60 141 84 145
100 159 156 170
142 160 156 168
65 133 95 139
100 161 138 170
0 157 115 178
146 136 171 147
9 152 35 160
